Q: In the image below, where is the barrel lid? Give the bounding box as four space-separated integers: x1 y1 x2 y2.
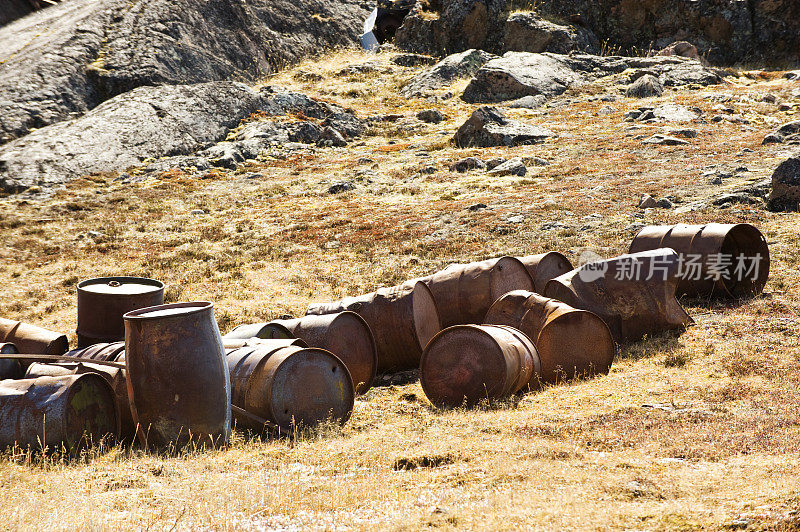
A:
124 301 212 320
78 277 164 296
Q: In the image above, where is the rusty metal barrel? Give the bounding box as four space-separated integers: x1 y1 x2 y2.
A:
485 291 615 383
629 223 770 298
0 318 68 355
544 248 693 344
306 280 441 374
124 302 231 448
418 257 535 328
227 342 355 431
0 374 120 450
239 312 379 394
24 360 135 441
420 324 540 408
517 252 574 293
223 336 307 351
65 341 126 362
77 277 165 348
0 342 22 380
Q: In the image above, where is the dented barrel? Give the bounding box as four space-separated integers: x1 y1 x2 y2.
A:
420 324 540 408
124 302 231 448
629 223 769 298
65 341 126 362
306 280 441 373
517 252 574 293
485 291 615 383
0 374 120 450
0 318 68 355
544 248 693 344
0 343 22 380
255 312 378 394
418 257 534 328
77 277 165 348
227 342 355 431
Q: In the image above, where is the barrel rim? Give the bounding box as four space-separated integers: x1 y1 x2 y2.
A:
77 276 165 296
123 301 213 320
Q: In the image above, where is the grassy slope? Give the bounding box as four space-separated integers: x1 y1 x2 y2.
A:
0 49 799 530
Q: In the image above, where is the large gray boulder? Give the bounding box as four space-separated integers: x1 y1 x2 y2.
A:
768 154 800 212
403 49 496 96
452 106 555 147
0 0 368 144
501 12 598 54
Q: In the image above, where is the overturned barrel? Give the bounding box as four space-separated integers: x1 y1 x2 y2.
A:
485 291 615 384
0 343 22 380
124 302 231 448
629 223 769 298
223 336 306 351
0 374 120 451
517 252 574 293
227 342 355 432
420 324 540 408
0 318 68 355
306 281 441 373
418 257 534 328
77 277 165 348
544 248 693 344
25 360 135 441
247 312 378 394
65 341 126 362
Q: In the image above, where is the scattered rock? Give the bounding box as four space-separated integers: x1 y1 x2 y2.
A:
450 157 487 172
319 126 348 148
417 109 446 124
391 53 438 67
597 105 616 115
525 157 551 166
328 181 355 194
485 157 506 170
642 134 689 146
768 153 800 211
507 95 548 109
763 121 800 144
452 107 556 147
656 198 674 209
638 194 658 208
785 71 800 81
664 128 698 138
467 203 488 211
711 193 763 207
190 209 206 215
626 74 664 98
658 41 706 64
403 49 497 97
505 214 525 223
487 157 527 176
501 12 599 54
652 103 701 122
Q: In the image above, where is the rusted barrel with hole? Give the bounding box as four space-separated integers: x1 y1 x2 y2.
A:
306 280 441 373
77 277 165 348
420 324 540 408
249 312 378 394
485 290 615 383
0 374 120 451
0 318 68 355
418 257 534 328
0 343 22 380
517 252 574 293
227 342 355 432
544 248 693 344
629 223 770 298
65 341 126 362
24 360 135 441
124 302 231 448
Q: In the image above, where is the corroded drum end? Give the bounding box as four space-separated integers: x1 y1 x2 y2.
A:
62 373 121 448
537 310 615 383
518 252 574 293
411 281 442 354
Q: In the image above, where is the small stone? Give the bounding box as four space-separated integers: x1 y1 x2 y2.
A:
328 181 355 194
87 230 107 239
597 105 616 115
467 203 488 211
487 157 527 176
656 198 674 209
725 518 751 530
541 221 568 230
710 176 723 185
523 156 551 166
626 74 664 98
417 109 445 123
190 209 205 215
357 157 375 165
642 134 689 146
638 194 658 208
485 157 506 170
507 95 547 109
450 157 486 172
506 214 525 223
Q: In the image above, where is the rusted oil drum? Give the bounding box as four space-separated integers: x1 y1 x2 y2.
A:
544 248 693 344
517 252 574 293
0 342 22 380
485 291 615 384
629 223 770 298
227 343 355 431
0 318 68 355
418 257 534 328
77 277 165 348
420 324 540 408
65 341 126 362
256 312 378 394
306 280 441 373
0 374 120 450
223 336 306 351
25 360 135 441
124 302 231 448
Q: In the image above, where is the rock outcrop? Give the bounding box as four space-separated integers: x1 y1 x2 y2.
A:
452 106 555 147
0 0 368 145
763 122 800 145
501 12 598 55
403 49 496 96
768 154 800 212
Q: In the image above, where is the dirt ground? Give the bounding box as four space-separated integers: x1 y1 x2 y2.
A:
0 48 799 530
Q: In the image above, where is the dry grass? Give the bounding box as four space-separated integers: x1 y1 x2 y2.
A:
1 47 799 530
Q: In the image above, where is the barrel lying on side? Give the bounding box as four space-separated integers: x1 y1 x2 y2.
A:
485 291 615 384
420 324 540 408
227 342 355 432
0 318 68 355
76 277 165 348
544 248 693 344
419 257 534 328
65 341 126 362
0 342 22 380
517 252 574 294
629 223 770 298
0 374 120 450
306 280 441 374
